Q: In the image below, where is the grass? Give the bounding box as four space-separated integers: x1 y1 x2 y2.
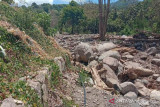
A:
63 98 79 107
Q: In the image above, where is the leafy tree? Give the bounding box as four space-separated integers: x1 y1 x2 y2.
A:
60 0 85 34
2 0 14 4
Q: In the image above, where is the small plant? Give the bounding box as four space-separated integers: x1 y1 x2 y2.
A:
78 69 90 86
62 98 79 107
50 63 62 89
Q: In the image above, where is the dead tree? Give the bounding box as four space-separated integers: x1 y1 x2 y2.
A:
98 0 110 41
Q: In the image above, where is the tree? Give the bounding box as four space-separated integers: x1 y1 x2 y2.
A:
98 0 110 40
2 0 14 4
60 0 85 34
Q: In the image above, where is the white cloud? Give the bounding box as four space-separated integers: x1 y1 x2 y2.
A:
14 0 53 6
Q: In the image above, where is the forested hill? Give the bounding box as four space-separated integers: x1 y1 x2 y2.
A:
111 0 140 9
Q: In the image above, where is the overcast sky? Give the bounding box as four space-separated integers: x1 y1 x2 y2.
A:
14 0 118 5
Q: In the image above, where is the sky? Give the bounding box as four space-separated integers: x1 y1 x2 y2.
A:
14 0 118 5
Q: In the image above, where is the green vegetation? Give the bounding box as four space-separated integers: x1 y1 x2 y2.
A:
59 0 85 34
78 69 90 86
62 98 79 107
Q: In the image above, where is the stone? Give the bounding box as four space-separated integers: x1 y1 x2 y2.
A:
122 54 134 60
99 64 119 88
124 92 137 99
102 57 119 71
155 54 160 59
139 52 148 60
120 82 138 95
19 76 29 82
135 82 151 97
151 59 160 66
74 42 94 63
35 73 46 83
88 60 98 68
141 79 149 85
146 47 157 55
127 67 154 79
96 42 117 54
98 50 121 61
1 98 24 107
54 56 65 73
124 61 142 69
117 62 124 75
37 67 49 75
138 99 149 106
88 77 94 85
156 77 160 83
153 74 159 79
150 90 160 101
42 84 48 102
27 80 41 97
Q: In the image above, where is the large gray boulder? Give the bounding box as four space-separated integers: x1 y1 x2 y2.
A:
1 98 24 107
96 42 117 54
98 50 121 61
103 64 120 88
74 42 94 63
103 57 119 71
120 82 138 95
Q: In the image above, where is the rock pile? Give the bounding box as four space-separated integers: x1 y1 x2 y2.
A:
73 41 160 101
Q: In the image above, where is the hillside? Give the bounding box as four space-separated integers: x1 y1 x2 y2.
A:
0 0 160 107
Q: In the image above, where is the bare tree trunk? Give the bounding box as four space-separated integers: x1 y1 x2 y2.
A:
98 0 110 41
105 0 110 38
99 0 105 41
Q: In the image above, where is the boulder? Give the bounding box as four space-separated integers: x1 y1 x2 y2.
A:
54 56 65 73
135 82 151 97
100 64 120 88
156 77 160 83
35 73 46 83
155 54 160 59
98 50 121 61
127 67 154 79
141 79 149 85
151 59 160 66
1 98 24 107
42 84 48 103
88 60 98 68
102 57 119 71
96 42 117 54
139 52 148 60
74 42 94 63
124 61 142 69
27 80 41 97
150 90 160 101
124 92 137 99
120 82 138 95
122 54 134 60
153 74 159 80
146 47 157 55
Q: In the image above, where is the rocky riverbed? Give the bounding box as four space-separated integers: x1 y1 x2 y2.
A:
54 34 160 107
